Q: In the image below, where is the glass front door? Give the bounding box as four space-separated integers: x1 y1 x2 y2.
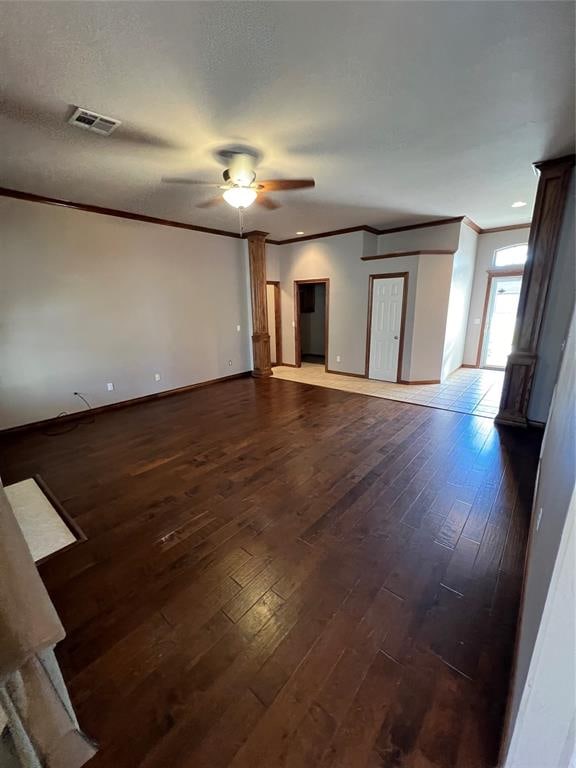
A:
481 275 523 369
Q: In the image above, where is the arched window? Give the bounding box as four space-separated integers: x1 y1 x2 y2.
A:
493 243 528 268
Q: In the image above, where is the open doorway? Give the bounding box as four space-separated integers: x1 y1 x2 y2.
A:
294 279 329 367
478 270 524 370
266 281 282 366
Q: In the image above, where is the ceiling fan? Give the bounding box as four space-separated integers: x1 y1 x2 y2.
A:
162 150 315 211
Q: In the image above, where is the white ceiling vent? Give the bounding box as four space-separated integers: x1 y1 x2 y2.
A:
68 107 121 136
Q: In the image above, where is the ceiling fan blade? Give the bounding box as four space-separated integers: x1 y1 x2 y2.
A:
162 177 223 187
257 179 315 191
196 197 223 208
256 195 281 210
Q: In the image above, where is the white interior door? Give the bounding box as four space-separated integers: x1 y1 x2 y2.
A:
368 276 404 382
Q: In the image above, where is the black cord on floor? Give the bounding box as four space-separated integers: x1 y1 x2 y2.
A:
42 392 95 437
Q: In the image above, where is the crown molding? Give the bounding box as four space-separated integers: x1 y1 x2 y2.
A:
267 224 380 246
378 216 465 235
462 215 482 234
479 223 532 235
461 217 532 236
0 186 243 239
267 218 464 245
0 185 532 244
269 215 532 245
361 249 455 262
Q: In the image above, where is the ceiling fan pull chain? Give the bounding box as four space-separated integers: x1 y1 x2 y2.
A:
238 206 244 236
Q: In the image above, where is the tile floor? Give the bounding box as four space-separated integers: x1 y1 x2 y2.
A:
272 363 505 418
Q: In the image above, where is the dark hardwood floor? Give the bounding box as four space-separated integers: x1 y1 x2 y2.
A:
0 377 541 767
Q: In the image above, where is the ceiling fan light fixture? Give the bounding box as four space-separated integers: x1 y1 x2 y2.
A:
223 186 257 209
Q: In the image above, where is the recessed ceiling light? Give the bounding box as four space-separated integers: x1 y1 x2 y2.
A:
511 201 527 208
296 231 304 235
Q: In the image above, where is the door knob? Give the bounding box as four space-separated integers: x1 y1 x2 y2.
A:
393 335 399 340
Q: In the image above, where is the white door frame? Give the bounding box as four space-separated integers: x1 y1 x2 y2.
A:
365 272 408 383
266 281 282 365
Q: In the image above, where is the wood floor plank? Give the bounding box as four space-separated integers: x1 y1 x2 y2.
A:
318 650 402 768
281 587 404 766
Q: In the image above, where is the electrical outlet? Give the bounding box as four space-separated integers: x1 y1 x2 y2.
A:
154 373 161 382
292 321 296 328
536 507 543 532
228 360 233 366
336 355 341 363
236 325 241 332
473 318 481 325
106 382 114 392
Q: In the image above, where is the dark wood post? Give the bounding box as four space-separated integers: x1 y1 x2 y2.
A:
246 230 273 378
496 154 574 427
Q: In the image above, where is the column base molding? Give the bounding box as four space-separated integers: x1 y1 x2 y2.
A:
251 332 273 378
495 351 537 427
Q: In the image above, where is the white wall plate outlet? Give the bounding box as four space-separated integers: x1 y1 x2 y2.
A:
106 382 114 392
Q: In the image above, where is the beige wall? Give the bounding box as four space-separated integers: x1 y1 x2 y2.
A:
504 308 575 764
266 244 282 282
0 197 251 429
463 226 531 366
376 221 461 254
505 491 575 768
273 232 420 378
277 232 370 373
269 222 465 382
412 253 454 381
442 224 477 379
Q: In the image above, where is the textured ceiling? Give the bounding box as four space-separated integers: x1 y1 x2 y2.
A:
0 1 574 239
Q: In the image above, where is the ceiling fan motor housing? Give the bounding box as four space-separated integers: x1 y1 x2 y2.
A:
225 153 257 187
